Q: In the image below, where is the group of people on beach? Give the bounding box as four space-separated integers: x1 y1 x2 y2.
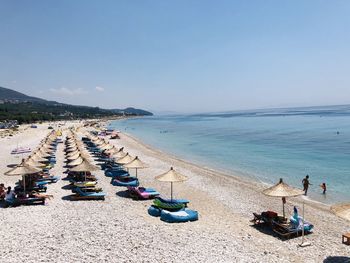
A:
302 175 326 196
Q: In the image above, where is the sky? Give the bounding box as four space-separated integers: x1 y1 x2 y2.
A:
0 0 350 113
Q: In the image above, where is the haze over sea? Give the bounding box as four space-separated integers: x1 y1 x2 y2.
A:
110 105 350 204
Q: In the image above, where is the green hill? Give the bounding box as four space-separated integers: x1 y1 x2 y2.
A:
0 86 152 123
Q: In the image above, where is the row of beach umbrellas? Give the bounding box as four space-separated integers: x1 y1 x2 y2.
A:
86 132 188 200
4 131 59 193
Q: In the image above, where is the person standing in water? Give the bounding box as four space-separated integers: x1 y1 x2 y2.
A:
320 183 326 194
302 175 312 195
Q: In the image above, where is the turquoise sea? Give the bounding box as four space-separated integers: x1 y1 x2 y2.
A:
109 105 350 204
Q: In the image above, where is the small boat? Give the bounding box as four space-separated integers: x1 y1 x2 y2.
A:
11 147 31 154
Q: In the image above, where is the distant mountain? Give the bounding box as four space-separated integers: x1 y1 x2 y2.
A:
0 86 58 104
0 86 153 123
111 107 153 116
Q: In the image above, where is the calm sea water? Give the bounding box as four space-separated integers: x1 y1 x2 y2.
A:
109 105 350 204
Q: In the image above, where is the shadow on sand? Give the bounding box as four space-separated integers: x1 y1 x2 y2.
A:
61 185 73 190
116 190 130 199
324 256 350 263
250 223 310 241
115 190 151 202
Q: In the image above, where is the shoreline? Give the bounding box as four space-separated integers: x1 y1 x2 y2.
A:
107 118 347 206
119 131 332 212
114 128 332 212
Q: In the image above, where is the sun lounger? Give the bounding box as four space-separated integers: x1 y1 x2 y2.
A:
272 220 313 239
127 186 159 200
72 186 103 193
5 196 45 207
148 205 162 217
153 197 188 211
112 176 139 187
251 211 281 225
37 175 60 183
105 169 129 177
14 184 47 193
71 187 106 200
160 209 199 223
73 181 97 188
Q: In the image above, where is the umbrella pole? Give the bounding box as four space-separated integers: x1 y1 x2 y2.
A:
136 168 138 178
23 175 26 196
299 202 311 247
171 182 173 201
283 202 285 219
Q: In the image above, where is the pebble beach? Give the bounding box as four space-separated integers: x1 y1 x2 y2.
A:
0 122 349 263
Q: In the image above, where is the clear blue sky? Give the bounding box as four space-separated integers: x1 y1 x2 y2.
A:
1 0 350 113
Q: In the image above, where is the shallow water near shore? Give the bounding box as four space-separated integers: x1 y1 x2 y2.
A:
109 106 350 204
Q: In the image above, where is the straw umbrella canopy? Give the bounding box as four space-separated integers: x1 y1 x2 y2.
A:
67 152 81 161
104 147 119 155
66 146 78 153
99 143 114 151
38 149 52 159
5 162 41 193
111 147 126 159
155 167 188 201
67 149 80 157
5 163 41 176
95 140 106 146
331 203 350 221
263 178 304 218
69 159 99 172
24 158 44 168
116 153 134 164
123 156 148 177
31 153 48 163
41 144 55 152
67 156 83 167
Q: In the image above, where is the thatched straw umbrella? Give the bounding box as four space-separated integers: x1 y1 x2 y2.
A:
5 162 41 193
262 178 304 218
116 153 134 165
123 156 148 177
155 167 188 201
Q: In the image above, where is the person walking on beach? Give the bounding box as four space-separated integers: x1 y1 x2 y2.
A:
302 175 312 195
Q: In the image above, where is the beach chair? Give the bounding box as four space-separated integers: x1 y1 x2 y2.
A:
272 220 313 239
153 197 189 211
160 209 199 223
72 186 103 193
70 187 106 201
127 186 159 200
111 176 139 187
5 196 46 207
251 211 279 225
